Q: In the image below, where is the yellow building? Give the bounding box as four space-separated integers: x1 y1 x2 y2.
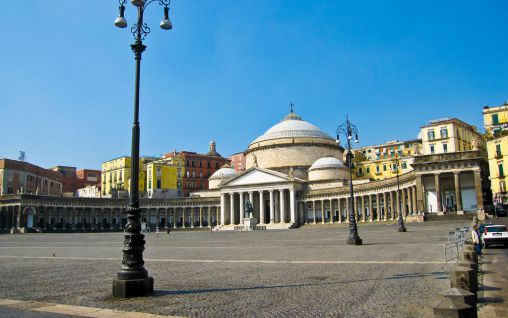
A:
483 102 508 203
146 155 185 198
101 156 155 197
351 140 421 181
420 118 482 155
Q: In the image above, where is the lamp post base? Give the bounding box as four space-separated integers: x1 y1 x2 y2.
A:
112 276 153 298
347 237 363 245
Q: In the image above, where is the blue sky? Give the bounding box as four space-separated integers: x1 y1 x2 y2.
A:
1 1 507 170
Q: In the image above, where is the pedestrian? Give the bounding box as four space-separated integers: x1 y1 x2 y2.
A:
156 227 159 237
166 227 170 237
472 225 482 255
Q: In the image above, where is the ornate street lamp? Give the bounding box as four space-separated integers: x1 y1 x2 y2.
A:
112 0 173 298
336 116 362 245
393 157 407 232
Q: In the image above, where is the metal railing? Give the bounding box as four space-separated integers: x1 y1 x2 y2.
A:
444 226 470 263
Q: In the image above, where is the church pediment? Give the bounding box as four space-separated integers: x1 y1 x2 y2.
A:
221 168 291 187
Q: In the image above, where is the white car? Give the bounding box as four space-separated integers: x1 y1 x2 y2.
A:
482 225 508 248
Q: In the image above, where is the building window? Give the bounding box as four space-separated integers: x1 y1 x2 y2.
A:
500 181 506 193
383 165 387 171
430 145 435 154
401 162 407 169
192 171 195 178
156 179 161 189
499 164 504 177
358 168 363 174
148 180 152 188
199 161 203 168
496 144 502 158
440 128 448 138
366 167 370 173
215 163 219 169
207 162 211 168
492 114 499 125
199 172 203 178
376 166 380 173
191 161 195 167
186 171 190 178
186 160 190 167
443 143 448 153
428 130 435 140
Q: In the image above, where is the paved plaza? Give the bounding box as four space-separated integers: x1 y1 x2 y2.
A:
0 221 471 318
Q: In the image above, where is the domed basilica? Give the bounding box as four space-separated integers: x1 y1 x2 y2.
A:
202 110 355 230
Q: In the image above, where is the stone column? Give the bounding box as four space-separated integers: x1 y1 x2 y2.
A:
249 191 254 211
369 194 373 222
402 188 407 218
337 198 343 223
454 172 463 212
389 191 394 220
174 208 178 228
361 196 366 222
415 174 424 213
407 188 413 214
259 191 265 224
412 186 417 214
290 188 296 225
329 199 334 223
382 192 387 221
279 189 286 223
239 192 244 224
199 207 203 228
375 193 380 221
313 201 317 224
220 193 226 226
182 208 187 228
345 197 350 223
435 174 442 213
321 199 325 224
230 193 235 225
269 190 274 224
216 206 220 227
207 207 211 228
473 171 483 210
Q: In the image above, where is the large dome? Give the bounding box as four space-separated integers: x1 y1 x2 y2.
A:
245 111 344 180
309 157 346 171
251 112 335 145
209 167 237 180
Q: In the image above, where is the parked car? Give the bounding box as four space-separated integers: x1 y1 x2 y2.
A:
482 224 508 248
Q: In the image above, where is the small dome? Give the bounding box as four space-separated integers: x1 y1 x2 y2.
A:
209 167 237 180
309 157 345 171
250 112 334 145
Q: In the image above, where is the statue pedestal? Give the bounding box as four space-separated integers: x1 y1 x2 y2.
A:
243 217 258 231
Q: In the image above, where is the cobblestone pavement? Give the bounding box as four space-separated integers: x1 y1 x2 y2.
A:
0 221 470 318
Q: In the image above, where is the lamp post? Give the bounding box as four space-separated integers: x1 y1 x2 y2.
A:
112 0 173 298
336 116 362 245
393 157 407 232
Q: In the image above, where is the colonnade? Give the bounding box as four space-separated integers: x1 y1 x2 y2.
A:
220 188 297 226
301 185 418 224
0 204 220 232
